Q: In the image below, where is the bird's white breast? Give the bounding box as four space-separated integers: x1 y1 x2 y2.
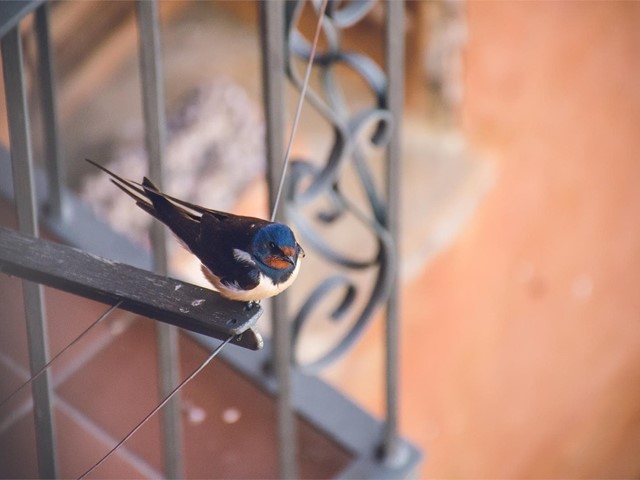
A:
201 258 302 302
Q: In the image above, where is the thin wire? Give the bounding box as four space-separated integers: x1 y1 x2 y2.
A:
270 0 329 222
0 301 123 409
78 335 234 479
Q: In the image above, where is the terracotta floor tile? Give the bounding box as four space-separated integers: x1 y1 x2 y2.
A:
55 318 163 472
0 409 38 478
0 198 16 229
0 398 160 479
44 290 133 383
56 398 160 479
44 288 123 372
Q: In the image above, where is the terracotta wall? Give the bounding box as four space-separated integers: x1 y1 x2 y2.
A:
330 1 640 477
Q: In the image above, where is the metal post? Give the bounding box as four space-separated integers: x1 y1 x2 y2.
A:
381 0 405 465
136 2 183 478
35 3 66 220
260 2 298 478
1 26 58 478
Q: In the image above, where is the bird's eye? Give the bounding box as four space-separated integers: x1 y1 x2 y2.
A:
269 241 277 250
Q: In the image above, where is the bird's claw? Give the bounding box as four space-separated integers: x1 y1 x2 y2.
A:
244 300 260 311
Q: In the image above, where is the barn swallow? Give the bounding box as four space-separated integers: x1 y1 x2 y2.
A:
86 159 304 304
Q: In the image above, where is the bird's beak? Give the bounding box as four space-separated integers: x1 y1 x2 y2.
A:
297 243 305 258
280 246 297 265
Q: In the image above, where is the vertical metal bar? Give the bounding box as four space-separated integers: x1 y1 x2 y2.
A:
136 2 183 478
1 26 58 478
260 2 298 478
381 0 405 465
35 3 66 220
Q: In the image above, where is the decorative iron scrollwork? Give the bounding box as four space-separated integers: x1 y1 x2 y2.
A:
283 0 397 373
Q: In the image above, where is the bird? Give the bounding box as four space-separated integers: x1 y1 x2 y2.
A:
86 159 304 304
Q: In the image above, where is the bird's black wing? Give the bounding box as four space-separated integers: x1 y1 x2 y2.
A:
86 159 202 249
194 212 270 290
85 159 164 219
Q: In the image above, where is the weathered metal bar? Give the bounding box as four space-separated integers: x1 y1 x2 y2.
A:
260 1 297 478
381 0 405 464
136 2 183 477
0 226 264 350
35 3 66 220
1 26 58 478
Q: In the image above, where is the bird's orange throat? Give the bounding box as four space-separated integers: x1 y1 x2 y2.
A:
264 255 292 270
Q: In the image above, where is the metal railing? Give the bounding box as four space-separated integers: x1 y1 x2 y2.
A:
0 1 421 478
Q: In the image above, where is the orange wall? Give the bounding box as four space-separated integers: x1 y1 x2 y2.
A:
421 1 640 476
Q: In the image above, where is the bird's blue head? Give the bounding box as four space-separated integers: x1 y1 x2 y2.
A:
251 223 304 281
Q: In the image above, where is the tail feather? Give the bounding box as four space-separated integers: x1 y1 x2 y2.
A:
86 158 200 248
86 158 155 214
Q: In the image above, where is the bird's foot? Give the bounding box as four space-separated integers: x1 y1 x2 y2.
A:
244 300 260 311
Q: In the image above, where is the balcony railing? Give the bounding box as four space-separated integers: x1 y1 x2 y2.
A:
0 1 422 478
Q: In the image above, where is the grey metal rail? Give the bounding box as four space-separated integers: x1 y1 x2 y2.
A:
260 2 298 478
1 22 57 478
136 2 183 477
